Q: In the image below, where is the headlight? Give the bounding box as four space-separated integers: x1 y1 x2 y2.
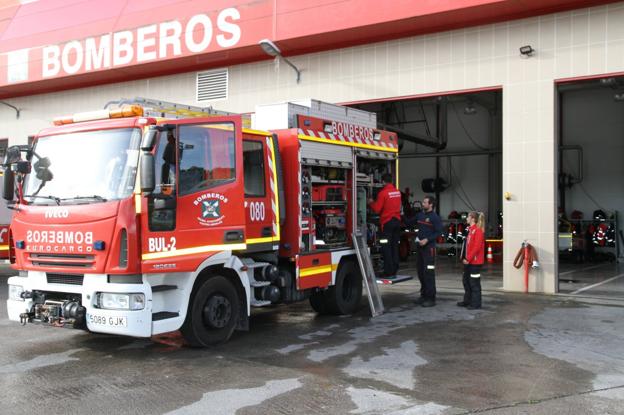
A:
96 293 145 310
8 285 24 301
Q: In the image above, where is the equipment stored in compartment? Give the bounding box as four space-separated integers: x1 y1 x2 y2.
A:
313 185 346 202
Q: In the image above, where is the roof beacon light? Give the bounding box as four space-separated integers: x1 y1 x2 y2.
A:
53 104 144 126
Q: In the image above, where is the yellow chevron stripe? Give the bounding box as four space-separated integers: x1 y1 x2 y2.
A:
298 134 398 153
268 135 281 240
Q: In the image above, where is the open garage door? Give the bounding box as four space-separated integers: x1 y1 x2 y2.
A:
349 89 503 293
557 77 624 298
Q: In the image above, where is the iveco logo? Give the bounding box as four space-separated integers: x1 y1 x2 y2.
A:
44 208 69 218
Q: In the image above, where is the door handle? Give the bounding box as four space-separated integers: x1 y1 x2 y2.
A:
224 230 244 242
261 226 272 237
312 259 320 265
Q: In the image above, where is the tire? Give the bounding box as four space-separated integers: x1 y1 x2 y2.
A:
325 260 363 315
181 276 240 347
309 291 329 314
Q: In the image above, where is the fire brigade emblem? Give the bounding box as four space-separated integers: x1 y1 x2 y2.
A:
195 192 228 226
202 200 221 219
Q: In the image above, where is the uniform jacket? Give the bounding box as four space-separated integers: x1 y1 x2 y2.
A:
407 210 443 247
463 224 485 265
369 183 402 229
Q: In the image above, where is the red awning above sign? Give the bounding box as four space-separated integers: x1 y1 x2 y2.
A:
0 0 616 99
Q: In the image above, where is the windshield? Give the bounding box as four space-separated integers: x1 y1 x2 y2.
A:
23 128 141 205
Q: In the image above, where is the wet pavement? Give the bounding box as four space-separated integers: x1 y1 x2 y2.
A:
1 261 624 415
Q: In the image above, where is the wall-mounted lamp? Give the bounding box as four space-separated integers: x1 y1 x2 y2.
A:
0 101 20 119
259 39 301 83
519 45 535 57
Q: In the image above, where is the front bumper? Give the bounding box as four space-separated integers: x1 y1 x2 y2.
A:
7 272 153 338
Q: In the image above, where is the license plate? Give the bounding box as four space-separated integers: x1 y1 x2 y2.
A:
87 314 127 328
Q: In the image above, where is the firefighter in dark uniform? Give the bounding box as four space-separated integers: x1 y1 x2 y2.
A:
369 173 402 278
407 195 442 307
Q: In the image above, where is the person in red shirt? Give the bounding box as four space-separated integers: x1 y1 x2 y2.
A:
458 211 485 309
369 173 402 277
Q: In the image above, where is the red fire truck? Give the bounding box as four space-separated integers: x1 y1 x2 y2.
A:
4 98 399 346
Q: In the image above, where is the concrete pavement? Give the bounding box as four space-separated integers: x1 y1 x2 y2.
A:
1 262 623 415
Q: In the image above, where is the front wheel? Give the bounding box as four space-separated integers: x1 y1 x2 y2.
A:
181 276 240 347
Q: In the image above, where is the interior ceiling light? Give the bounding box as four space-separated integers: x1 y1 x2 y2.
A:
258 39 302 83
600 77 617 86
614 92 624 102
464 101 477 115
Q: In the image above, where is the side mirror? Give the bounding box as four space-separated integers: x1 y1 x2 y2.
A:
3 146 21 165
33 158 51 181
140 153 155 193
13 160 31 174
2 169 14 201
141 126 158 151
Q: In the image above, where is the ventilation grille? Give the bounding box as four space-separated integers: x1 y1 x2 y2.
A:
29 253 95 269
197 69 228 102
47 273 84 286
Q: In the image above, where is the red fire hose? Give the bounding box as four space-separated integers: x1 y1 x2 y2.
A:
513 242 539 293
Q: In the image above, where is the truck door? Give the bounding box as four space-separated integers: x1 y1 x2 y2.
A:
141 117 245 270
243 133 278 251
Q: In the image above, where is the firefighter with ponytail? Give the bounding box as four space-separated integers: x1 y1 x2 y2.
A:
458 211 485 309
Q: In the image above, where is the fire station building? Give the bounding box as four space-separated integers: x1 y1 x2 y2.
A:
1 0 624 295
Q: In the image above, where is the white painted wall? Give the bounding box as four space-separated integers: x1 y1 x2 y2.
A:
2 3 624 292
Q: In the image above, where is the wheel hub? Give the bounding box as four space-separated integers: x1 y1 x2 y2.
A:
203 295 232 329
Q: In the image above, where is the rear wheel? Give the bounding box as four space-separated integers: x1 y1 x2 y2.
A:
325 260 363 315
181 276 240 347
309 291 329 314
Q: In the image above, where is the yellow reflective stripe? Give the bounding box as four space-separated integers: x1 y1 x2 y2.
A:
298 134 398 153
247 237 280 244
0 245 8 251
142 243 246 260
395 158 399 188
331 263 338 271
244 128 273 137
134 194 142 214
300 265 332 277
268 135 281 240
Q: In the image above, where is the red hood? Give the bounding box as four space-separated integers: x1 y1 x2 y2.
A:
11 200 121 274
